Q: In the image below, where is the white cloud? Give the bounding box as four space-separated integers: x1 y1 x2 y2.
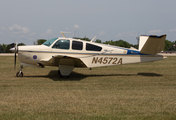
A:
74 24 80 29
1 27 6 30
9 24 29 34
45 29 53 35
116 33 122 37
65 28 69 31
149 30 161 34
99 30 105 36
29 33 36 36
170 29 176 32
19 35 25 38
41 29 53 37
29 38 35 41
1 27 8 34
116 32 136 38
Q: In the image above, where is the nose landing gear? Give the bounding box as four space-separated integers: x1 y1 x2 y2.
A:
16 65 23 77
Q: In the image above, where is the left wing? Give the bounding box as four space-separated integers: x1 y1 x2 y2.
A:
40 55 87 67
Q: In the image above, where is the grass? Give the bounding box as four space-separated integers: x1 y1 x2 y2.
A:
0 56 176 120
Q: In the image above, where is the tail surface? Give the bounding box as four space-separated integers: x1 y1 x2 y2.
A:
139 35 166 55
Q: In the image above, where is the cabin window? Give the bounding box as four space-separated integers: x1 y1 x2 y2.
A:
86 43 102 51
43 38 58 47
52 39 70 49
72 41 83 50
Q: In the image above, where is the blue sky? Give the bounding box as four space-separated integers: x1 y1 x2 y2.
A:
0 0 176 45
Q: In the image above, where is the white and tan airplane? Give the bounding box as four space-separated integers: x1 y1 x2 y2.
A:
10 33 167 77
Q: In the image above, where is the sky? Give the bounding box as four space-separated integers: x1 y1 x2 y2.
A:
0 0 176 45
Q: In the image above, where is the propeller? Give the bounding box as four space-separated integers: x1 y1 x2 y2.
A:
14 42 18 69
10 42 18 69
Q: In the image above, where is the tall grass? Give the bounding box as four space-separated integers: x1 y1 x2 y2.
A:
0 56 176 120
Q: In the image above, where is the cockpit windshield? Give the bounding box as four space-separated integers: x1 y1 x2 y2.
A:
43 38 58 47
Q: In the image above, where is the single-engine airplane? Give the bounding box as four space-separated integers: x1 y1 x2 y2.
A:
10 32 167 78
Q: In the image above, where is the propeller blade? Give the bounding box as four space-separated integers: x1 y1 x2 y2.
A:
14 53 16 69
14 42 18 69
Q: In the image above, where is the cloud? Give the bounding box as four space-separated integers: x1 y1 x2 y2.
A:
116 32 136 38
99 30 105 36
74 24 80 29
65 28 70 31
9 24 29 34
41 29 53 37
29 38 35 41
149 30 161 34
29 33 36 36
0 27 6 34
45 29 53 35
19 35 25 38
116 33 122 37
1 27 6 30
170 29 176 32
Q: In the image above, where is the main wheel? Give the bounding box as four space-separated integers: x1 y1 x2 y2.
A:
58 70 68 78
16 71 23 77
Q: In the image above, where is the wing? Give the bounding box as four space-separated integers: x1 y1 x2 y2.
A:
39 55 87 67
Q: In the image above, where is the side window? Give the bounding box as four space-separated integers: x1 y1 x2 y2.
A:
52 39 70 49
86 43 102 51
72 41 83 50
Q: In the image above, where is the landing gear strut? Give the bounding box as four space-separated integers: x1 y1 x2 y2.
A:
16 65 23 77
58 70 69 78
58 65 74 78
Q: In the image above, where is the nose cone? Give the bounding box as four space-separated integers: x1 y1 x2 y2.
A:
10 47 17 53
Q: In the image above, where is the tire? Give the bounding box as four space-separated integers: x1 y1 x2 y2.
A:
16 71 23 77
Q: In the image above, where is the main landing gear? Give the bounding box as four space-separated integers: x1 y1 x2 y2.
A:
16 65 23 77
58 70 69 78
58 65 74 78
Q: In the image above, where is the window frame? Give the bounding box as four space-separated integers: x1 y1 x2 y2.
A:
86 43 102 51
72 41 83 50
52 39 70 50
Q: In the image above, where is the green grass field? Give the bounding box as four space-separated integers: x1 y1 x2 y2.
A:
0 56 176 120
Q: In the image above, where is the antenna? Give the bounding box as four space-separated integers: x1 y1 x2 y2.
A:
90 36 96 42
136 36 139 45
60 31 70 38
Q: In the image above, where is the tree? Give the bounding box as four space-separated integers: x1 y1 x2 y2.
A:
2 44 7 53
103 40 133 48
95 39 101 43
0 44 4 53
80 37 91 41
133 44 138 49
18 43 26 46
164 40 173 51
6 43 16 53
37 39 47 45
173 41 176 51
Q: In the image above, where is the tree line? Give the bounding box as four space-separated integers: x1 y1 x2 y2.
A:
0 38 176 53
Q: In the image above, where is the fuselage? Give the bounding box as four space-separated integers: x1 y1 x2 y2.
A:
10 37 166 68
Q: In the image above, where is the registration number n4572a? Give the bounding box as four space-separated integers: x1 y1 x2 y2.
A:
92 57 122 64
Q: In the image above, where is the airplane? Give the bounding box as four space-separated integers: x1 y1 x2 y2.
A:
10 32 167 78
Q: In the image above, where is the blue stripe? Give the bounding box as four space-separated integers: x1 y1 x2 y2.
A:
127 50 147 55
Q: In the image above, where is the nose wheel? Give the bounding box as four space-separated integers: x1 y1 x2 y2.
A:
16 65 23 77
16 71 23 77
